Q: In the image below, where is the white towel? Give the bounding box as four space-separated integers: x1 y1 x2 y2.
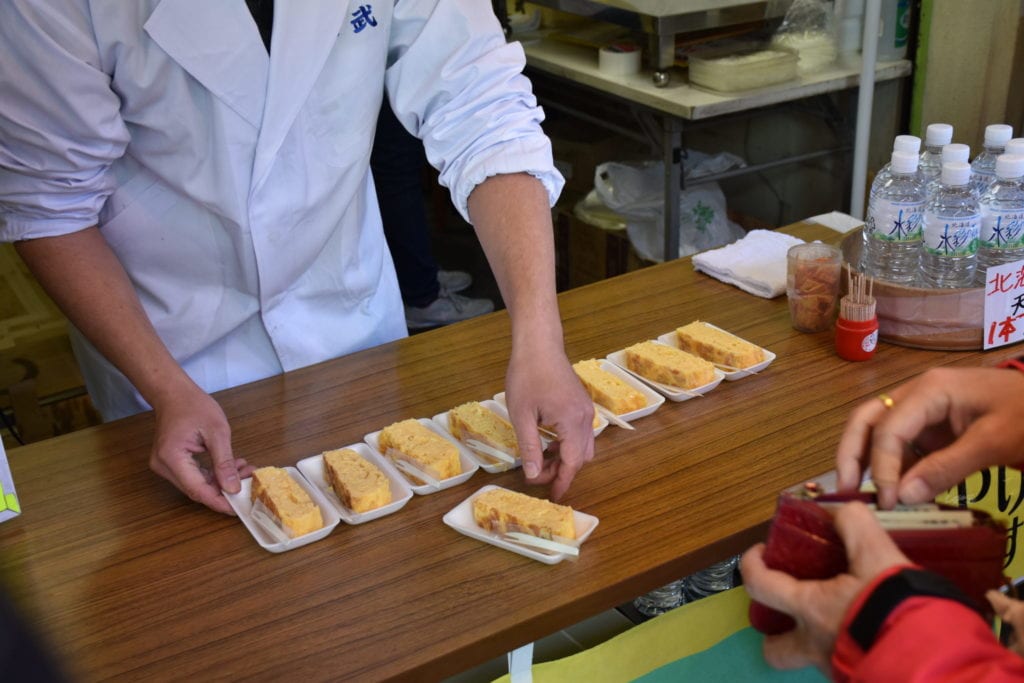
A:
692 229 805 298
807 211 865 234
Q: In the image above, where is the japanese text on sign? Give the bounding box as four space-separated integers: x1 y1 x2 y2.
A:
936 466 1024 579
984 259 1024 349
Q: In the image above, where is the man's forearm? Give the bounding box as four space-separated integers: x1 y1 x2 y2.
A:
466 173 563 346
15 227 197 409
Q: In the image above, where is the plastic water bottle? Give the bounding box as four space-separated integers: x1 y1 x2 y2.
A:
892 134 921 155
861 136 921 233
863 150 926 283
976 154 1024 285
869 135 921 191
925 143 971 199
919 123 953 181
970 124 1014 195
634 580 685 617
921 161 980 288
683 556 739 602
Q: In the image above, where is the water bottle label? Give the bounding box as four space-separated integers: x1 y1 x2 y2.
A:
867 198 923 242
981 208 1024 249
922 213 980 256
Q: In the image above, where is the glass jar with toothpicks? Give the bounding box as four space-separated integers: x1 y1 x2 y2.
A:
836 270 879 361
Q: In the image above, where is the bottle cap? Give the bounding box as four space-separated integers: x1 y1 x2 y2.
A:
1006 138 1024 157
995 154 1024 180
892 135 921 154
925 123 953 146
984 124 1013 147
890 150 918 174
941 143 970 164
941 161 971 186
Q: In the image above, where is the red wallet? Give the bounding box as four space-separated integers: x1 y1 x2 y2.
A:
748 491 1008 635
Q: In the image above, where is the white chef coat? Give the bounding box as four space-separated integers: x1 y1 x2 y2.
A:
0 0 563 419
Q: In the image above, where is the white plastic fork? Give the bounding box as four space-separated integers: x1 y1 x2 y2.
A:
502 531 580 557
593 403 635 431
464 439 517 465
391 457 442 489
250 506 290 545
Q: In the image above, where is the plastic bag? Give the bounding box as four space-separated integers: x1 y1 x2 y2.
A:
770 0 837 74
593 153 747 262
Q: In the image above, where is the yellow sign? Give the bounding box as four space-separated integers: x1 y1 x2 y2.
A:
1 490 18 514
935 466 1024 580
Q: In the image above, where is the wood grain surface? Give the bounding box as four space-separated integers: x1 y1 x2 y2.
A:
1 223 1016 682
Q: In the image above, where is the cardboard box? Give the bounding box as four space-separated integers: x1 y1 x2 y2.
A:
554 201 652 290
0 244 100 445
0 244 67 352
545 117 647 196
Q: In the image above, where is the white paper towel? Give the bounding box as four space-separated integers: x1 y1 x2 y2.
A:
692 229 805 298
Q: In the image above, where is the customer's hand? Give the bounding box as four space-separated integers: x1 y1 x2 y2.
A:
505 342 595 501
741 503 911 672
835 367 1024 509
149 385 253 515
987 590 1024 657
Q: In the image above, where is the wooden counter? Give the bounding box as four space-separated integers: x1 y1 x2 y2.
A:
1 222 1014 681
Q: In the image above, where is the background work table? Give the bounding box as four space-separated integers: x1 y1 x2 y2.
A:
1 222 1015 681
522 37 912 121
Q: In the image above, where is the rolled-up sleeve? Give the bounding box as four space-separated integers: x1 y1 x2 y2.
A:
0 0 129 241
384 0 563 223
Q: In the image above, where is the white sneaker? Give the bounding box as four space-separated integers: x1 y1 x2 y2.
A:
438 270 472 293
404 289 494 329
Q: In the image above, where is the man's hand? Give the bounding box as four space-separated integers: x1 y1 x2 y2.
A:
505 340 594 501
835 367 1024 509
741 503 911 672
16 229 252 515
466 172 595 500
149 385 253 515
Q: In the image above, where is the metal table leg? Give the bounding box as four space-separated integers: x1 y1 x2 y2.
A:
662 116 683 261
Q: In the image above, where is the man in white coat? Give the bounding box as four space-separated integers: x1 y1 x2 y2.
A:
0 1 595 513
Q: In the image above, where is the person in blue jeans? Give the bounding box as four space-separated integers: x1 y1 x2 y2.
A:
371 99 494 329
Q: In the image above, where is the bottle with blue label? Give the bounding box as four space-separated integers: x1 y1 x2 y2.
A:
921 161 980 288
864 149 926 283
919 123 953 181
970 124 1013 195
976 154 1024 285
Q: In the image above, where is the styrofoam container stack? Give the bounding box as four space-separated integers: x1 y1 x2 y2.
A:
688 42 798 93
